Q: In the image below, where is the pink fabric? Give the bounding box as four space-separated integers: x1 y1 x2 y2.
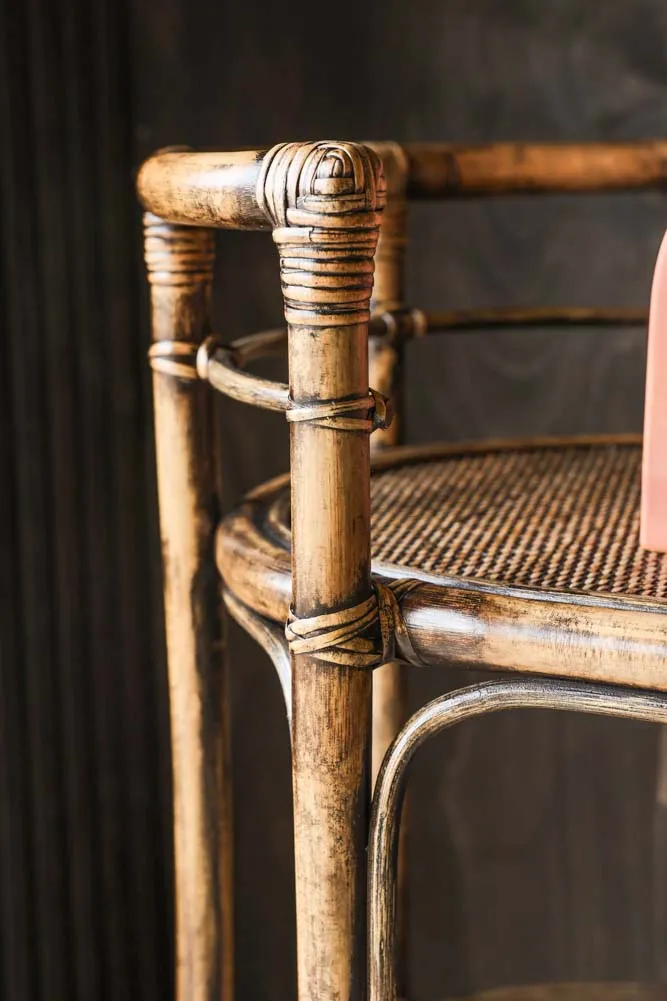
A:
641 228 667 552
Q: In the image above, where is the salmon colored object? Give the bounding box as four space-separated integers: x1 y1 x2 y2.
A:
641 228 667 552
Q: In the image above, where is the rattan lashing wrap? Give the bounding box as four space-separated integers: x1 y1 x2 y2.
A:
369 442 667 599
284 578 419 669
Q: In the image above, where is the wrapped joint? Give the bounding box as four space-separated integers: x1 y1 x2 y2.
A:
143 213 215 286
257 140 386 327
148 340 200 380
286 388 393 433
284 578 419 669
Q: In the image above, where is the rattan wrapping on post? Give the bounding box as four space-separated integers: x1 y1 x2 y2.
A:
284 578 419 668
285 389 393 432
151 335 393 431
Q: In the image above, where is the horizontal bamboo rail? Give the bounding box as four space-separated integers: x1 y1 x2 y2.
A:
406 141 667 198
137 142 667 231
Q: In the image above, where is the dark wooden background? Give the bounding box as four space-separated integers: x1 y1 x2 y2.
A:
4 1 667 999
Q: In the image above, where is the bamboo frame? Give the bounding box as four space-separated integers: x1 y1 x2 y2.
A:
144 214 233 1001
257 140 384 1001
138 142 667 230
138 136 667 1001
406 140 667 197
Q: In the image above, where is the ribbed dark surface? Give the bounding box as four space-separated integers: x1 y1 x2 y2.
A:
0 0 172 997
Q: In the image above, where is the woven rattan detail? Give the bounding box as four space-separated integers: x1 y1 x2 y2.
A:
261 441 667 602
284 578 420 669
368 442 667 600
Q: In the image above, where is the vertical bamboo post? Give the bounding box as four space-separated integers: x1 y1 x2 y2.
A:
258 142 385 1001
368 143 408 453
368 144 409 993
144 213 233 1001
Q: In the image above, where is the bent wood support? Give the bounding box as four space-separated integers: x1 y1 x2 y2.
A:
368 678 667 1001
144 215 233 1001
259 140 385 1001
137 142 667 231
223 587 292 727
138 149 270 229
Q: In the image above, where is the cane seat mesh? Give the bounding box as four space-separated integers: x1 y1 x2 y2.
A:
268 441 667 602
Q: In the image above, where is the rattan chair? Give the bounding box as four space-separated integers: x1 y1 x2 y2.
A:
138 140 667 1001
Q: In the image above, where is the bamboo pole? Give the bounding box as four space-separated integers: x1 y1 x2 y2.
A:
259 141 385 1001
144 214 233 1001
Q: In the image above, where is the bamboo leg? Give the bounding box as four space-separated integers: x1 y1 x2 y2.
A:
368 143 409 994
144 214 233 1001
368 143 409 782
259 142 385 1001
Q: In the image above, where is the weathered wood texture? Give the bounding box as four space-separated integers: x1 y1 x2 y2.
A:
5 2 667 1001
406 141 667 198
260 141 383 1001
134 4 667 1000
145 216 233 1001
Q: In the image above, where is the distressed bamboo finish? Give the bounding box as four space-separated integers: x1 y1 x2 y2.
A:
257 141 385 1001
144 214 233 1001
138 136 667 1001
215 436 667 694
138 149 269 229
406 140 667 197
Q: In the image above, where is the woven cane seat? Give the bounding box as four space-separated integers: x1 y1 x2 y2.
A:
369 439 665 599
218 435 667 681
260 437 667 602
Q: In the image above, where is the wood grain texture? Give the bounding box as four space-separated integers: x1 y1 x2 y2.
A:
368 680 667 1001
